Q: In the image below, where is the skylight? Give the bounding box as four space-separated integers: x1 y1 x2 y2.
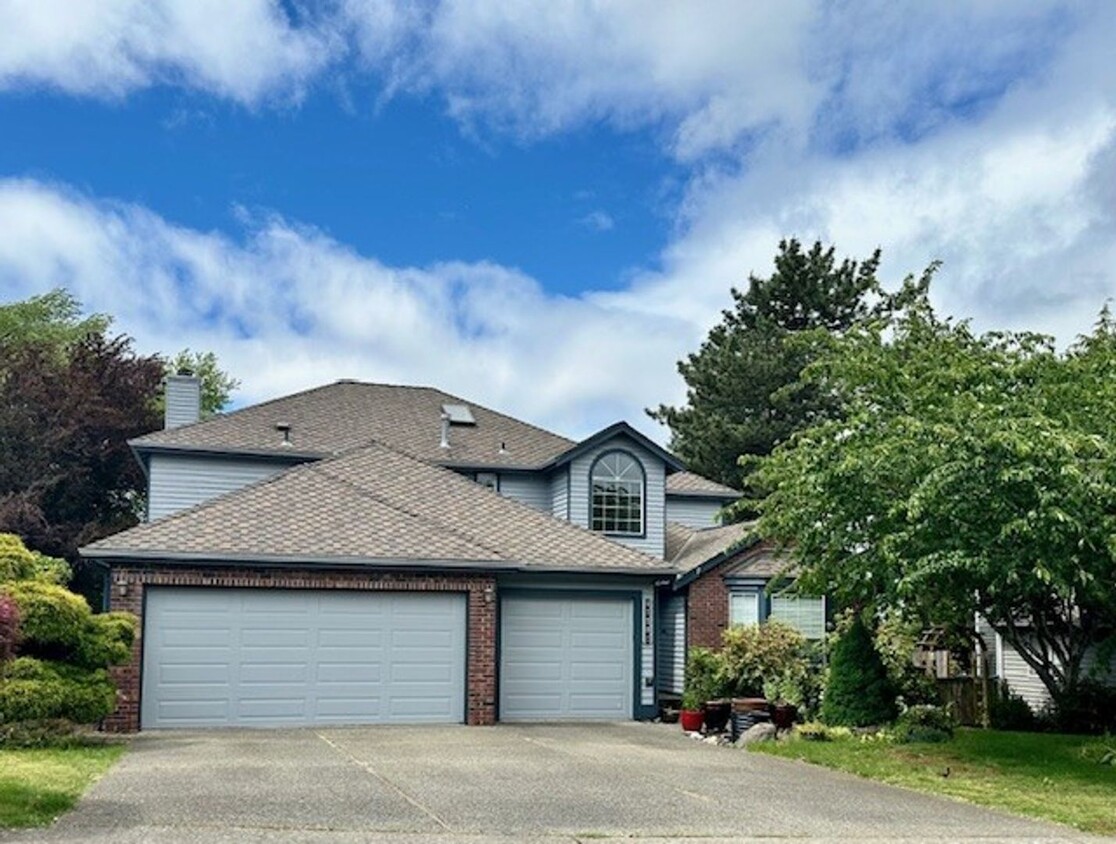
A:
441 403 476 425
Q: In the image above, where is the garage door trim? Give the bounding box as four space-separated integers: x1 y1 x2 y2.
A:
139 585 469 729
497 588 643 721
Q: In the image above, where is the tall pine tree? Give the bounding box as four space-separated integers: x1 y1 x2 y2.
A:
651 239 920 491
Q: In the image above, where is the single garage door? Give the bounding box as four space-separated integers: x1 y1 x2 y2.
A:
142 587 466 729
500 594 633 721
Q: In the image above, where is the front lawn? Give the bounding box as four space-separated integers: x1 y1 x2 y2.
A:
752 728 1116 835
0 744 127 828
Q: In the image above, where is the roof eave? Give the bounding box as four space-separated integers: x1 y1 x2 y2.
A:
80 547 671 576
672 535 764 590
129 441 328 462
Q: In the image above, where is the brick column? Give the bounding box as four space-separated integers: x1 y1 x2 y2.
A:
686 571 730 651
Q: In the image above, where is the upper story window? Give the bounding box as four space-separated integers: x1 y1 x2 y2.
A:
590 450 644 535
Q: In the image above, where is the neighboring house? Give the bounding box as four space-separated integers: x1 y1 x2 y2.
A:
87 376 823 731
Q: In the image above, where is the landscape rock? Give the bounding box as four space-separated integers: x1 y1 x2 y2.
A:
739 722 778 745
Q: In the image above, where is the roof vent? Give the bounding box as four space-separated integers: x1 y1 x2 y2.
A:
441 403 476 426
275 422 292 447
498 441 508 455
439 412 451 450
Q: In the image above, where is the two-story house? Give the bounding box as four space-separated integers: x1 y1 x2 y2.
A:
83 376 824 731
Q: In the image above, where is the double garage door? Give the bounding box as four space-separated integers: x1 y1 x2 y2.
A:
142 588 466 729
141 587 635 728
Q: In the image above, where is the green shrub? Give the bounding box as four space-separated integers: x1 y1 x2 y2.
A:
719 620 809 698
989 682 1038 731
0 719 95 749
821 615 898 727
1051 681 1116 735
684 647 727 706
0 580 135 669
892 704 955 743
0 534 70 584
0 658 117 724
795 721 831 741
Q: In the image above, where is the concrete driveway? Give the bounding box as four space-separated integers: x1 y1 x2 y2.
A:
0 723 1103 843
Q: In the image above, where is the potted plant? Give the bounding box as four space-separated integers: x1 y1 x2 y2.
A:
679 689 705 732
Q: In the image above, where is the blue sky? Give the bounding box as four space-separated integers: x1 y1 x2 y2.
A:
0 2 1114 439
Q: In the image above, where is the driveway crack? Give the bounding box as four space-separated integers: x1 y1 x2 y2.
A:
315 731 453 832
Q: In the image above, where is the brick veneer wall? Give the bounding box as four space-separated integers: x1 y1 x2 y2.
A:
685 568 729 650
105 565 498 732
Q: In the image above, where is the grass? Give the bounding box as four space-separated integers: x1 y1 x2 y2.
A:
0 744 127 828
752 727 1116 835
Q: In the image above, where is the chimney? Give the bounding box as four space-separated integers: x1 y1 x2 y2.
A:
440 412 451 449
164 373 202 429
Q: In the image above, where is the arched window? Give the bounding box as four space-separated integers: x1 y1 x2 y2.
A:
590 451 645 535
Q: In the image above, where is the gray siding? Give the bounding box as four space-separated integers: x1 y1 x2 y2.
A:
550 469 569 520
148 454 295 521
568 434 666 559
996 633 1115 713
665 496 725 529
164 375 201 429
657 593 686 695
498 475 551 512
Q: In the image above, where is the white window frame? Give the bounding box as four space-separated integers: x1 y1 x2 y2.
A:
729 592 760 627
590 450 645 536
769 594 827 640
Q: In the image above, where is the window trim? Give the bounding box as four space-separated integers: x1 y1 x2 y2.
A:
588 449 647 538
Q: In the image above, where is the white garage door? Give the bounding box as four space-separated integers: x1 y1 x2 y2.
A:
142 587 466 729
499 594 633 721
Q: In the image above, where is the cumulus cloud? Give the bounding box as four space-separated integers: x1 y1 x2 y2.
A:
0 0 339 103
0 179 697 438
578 211 615 233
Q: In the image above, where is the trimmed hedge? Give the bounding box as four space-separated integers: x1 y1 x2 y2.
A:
0 658 117 724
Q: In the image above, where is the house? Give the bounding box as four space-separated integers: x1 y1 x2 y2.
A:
81 376 822 731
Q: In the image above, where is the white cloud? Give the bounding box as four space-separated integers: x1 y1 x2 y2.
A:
578 211 615 233
0 180 697 439
0 0 339 103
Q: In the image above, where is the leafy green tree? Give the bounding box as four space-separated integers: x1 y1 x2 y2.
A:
0 289 109 362
163 349 240 418
650 239 930 491
821 615 897 726
754 293 1116 709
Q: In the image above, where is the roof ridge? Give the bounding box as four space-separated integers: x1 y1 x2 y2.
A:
308 459 509 562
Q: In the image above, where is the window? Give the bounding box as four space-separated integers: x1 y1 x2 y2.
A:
770 595 826 639
729 592 760 627
474 472 499 492
590 451 644 535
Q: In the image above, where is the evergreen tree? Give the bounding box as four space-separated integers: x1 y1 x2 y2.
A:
821 616 898 727
650 239 912 490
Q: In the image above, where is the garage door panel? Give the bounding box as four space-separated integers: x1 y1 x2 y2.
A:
500 595 632 721
142 588 466 728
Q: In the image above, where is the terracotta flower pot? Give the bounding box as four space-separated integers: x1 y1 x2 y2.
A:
680 708 705 731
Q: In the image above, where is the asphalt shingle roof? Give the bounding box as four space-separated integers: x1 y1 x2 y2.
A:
665 471 740 498
133 381 576 470
667 522 754 574
86 440 670 573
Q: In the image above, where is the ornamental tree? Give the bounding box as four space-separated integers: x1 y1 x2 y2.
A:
753 294 1116 709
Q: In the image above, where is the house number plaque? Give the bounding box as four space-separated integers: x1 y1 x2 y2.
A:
643 597 652 645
